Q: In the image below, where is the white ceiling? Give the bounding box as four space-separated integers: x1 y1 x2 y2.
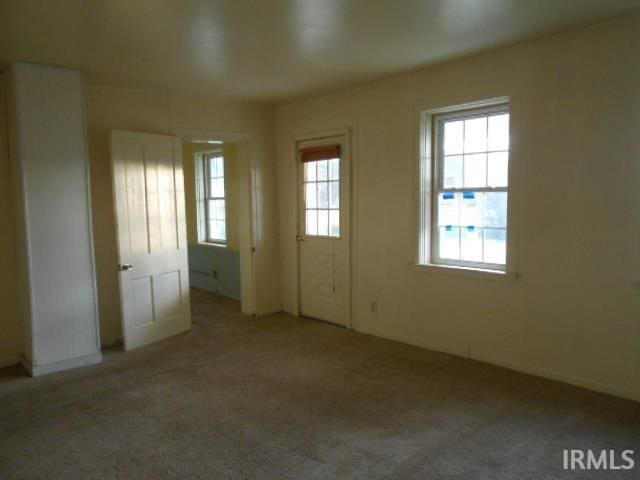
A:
1 0 638 103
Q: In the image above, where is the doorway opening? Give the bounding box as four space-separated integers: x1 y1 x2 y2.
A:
178 132 257 318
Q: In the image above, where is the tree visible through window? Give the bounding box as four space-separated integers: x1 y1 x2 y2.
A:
204 153 226 243
431 104 510 270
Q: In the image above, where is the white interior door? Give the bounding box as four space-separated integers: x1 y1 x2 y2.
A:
111 130 191 350
298 135 349 326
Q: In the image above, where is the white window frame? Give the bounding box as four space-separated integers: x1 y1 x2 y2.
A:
195 151 227 246
417 97 516 278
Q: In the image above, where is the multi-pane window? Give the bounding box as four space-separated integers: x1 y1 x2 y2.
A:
204 153 226 243
304 158 340 237
432 104 509 270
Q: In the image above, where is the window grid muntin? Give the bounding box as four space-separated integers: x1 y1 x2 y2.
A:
303 158 340 238
204 153 226 244
432 104 509 270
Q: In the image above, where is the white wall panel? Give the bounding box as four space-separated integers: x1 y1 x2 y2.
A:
6 63 101 374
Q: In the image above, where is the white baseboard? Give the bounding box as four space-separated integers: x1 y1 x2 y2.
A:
21 352 102 377
358 326 640 404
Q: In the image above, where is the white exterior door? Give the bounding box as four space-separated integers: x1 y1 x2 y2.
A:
298 135 349 326
111 130 191 350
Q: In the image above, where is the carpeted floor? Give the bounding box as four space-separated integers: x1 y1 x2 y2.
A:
1 288 639 479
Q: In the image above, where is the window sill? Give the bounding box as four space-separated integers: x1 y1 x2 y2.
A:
198 242 227 249
411 263 518 282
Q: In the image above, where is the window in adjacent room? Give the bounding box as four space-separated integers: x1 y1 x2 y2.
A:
421 101 510 271
201 152 227 244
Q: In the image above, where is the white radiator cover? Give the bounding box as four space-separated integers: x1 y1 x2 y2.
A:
5 62 101 375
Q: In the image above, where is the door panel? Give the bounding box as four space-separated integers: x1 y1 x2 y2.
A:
112 130 191 350
298 135 349 326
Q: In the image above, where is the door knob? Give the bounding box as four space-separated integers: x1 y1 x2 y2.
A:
118 263 133 271
296 234 306 242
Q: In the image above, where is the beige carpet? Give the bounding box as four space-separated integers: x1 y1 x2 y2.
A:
1 289 639 479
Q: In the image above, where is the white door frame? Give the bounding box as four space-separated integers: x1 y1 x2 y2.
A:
172 128 258 316
294 127 354 329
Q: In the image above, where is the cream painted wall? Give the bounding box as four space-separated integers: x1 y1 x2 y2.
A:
86 85 281 345
0 75 22 367
183 142 240 251
276 15 640 401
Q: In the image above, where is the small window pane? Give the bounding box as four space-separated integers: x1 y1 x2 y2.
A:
461 226 483 262
318 210 329 236
487 152 509 187
464 117 487 153
484 228 506 264
210 178 224 197
443 155 463 189
208 199 225 220
210 157 223 177
438 192 459 226
305 162 316 181
439 226 460 260
460 192 483 226
329 181 339 208
317 182 329 208
328 158 339 180
208 219 226 242
329 210 340 237
464 153 487 188
444 120 463 155
216 220 226 240
488 114 509 151
484 192 507 228
317 160 328 181
305 182 317 208
306 210 317 235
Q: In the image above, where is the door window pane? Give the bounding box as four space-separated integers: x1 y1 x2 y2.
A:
303 158 341 238
329 181 339 208
305 162 316 181
328 158 339 180
317 209 329 236
317 160 328 181
317 182 329 208
329 210 340 237
305 183 317 208
306 210 317 235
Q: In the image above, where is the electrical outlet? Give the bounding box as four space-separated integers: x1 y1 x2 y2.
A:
370 301 378 313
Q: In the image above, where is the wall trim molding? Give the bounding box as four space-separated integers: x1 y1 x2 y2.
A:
21 352 102 377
